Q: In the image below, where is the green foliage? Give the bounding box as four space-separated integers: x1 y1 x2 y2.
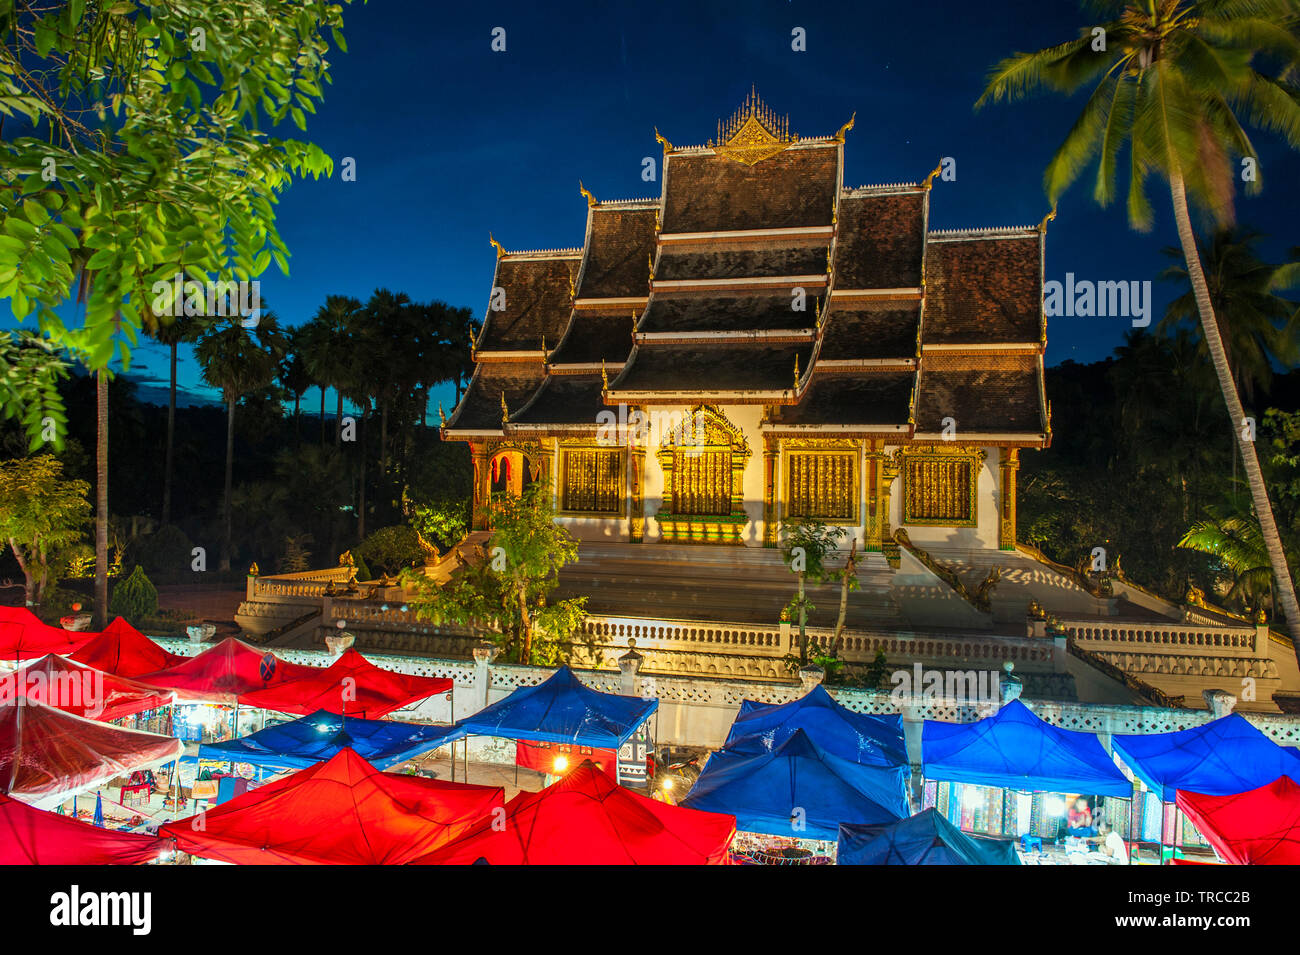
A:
356 525 426 576
779 519 846 664
0 454 91 607
349 550 371 583
975 1 1300 229
405 485 587 664
278 534 313 574
410 500 469 551
0 0 351 446
0 332 70 451
108 564 158 622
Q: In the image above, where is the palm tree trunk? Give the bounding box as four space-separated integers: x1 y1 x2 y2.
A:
335 390 343 448
319 385 326 447
357 409 367 542
162 340 177 525
220 394 235 572
94 370 108 629
293 393 301 443
1170 173 1300 646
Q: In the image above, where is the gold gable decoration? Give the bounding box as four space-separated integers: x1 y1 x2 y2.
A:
709 87 797 166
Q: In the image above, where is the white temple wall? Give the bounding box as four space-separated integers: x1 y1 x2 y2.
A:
891 444 1002 551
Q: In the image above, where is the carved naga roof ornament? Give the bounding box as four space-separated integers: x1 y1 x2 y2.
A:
489 233 506 258
579 180 598 208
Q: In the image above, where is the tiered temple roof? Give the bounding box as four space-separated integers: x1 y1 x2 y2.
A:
444 92 1050 447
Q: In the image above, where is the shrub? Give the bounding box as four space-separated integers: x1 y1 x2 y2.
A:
355 525 425 576
108 565 159 622
137 524 194 576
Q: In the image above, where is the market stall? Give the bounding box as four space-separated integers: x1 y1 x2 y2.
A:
238 648 453 719
1111 714 1300 861
0 699 184 809
0 605 94 661
9 653 174 722
838 808 1020 865
412 760 736 865
681 728 910 857
159 747 503 865
0 793 172 865
722 684 907 768
921 699 1134 862
1175 777 1300 865
69 617 186 677
456 667 657 785
197 708 465 773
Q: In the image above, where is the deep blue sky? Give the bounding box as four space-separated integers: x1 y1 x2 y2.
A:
12 0 1300 411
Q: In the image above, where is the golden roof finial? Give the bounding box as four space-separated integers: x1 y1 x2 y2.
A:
489 233 505 258
601 359 610 390
540 333 547 359
793 354 801 392
500 391 509 426
834 112 856 143
921 162 944 190
714 87 794 165
579 180 598 208
648 252 654 280
567 268 577 300
632 310 639 337
1039 205 1058 233
654 127 673 153
438 402 447 428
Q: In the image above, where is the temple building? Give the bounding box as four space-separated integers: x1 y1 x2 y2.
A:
442 91 1052 555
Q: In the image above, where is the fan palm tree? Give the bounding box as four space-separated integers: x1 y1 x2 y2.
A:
302 295 362 448
1158 228 1300 404
195 313 288 571
976 0 1300 644
144 312 201 526
277 330 313 443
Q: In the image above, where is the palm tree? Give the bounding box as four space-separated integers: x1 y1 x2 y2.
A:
1180 506 1294 616
360 288 411 499
277 330 313 443
1158 228 1300 404
976 0 1300 644
302 295 361 448
145 313 201 526
195 313 288 571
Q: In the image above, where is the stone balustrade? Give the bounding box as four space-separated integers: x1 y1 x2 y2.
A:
151 637 1300 749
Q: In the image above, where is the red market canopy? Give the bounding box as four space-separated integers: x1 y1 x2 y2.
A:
0 605 93 661
160 747 503 865
413 760 737 865
240 648 453 719
0 793 170 865
135 637 320 705
9 654 174 722
0 699 183 810
1176 778 1300 865
70 617 186 678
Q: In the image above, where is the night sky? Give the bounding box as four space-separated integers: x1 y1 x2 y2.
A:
12 0 1300 412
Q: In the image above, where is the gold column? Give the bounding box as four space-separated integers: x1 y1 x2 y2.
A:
546 438 559 513
762 436 778 546
470 442 490 530
880 449 901 566
629 432 645 543
999 447 1019 551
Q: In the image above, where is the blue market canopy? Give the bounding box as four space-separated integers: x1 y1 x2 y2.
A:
1111 714 1300 802
680 729 910 841
456 667 657 749
724 685 907 769
922 700 1132 797
198 710 465 773
838 808 1021 865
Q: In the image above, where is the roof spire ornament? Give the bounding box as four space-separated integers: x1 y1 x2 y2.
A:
713 87 795 165
489 233 505 258
500 392 509 426
601 359 610 391
793 354 801 392
654 127 673 153
1039 205 1058 233
438 403 447 428
579 180 598 208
